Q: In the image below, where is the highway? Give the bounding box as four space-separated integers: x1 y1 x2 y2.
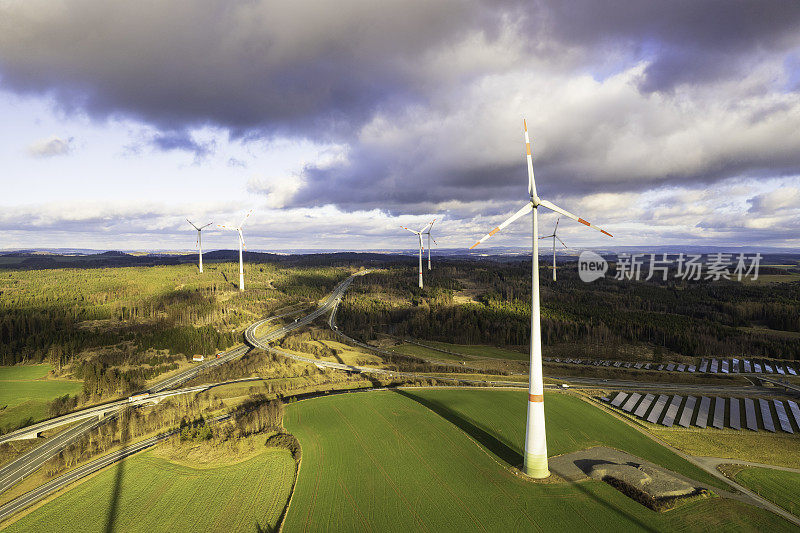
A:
0 414 231 524
0 272 365 503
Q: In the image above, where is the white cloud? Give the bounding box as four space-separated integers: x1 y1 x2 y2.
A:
27 135 72 158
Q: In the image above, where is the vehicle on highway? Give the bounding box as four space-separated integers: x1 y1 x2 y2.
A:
216 352 223 359
192 355 205 362
128 393 150 403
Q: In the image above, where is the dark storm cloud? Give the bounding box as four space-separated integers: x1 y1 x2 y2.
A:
540 0 800 91
2 0 800 218
0 0 510 138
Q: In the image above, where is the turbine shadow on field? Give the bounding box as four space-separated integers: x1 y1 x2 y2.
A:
104 422 129 533
393 389 522 467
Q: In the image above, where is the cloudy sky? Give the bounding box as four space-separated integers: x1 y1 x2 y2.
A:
1 0 799 252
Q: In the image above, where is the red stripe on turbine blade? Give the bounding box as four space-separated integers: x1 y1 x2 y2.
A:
601 229 613 237
523 118 527 131
469 242 480 249
526 143 531 155
578 218 590 226
488 227 501 236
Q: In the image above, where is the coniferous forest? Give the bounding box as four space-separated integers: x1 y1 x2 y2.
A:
336 260 800 362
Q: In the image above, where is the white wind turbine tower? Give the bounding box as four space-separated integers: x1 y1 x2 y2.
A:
470 120 612 478
401 219 435 288
186 219 212 273
423 219 438 270
218 210 253 292
539 218 568 281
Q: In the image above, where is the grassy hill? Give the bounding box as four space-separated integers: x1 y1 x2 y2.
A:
283 389 793 532
0 364 81 433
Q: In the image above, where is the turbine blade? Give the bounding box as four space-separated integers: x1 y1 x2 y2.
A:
554 217 560 234
556 235 568 248
524 119 537 198
469 202 533 249
239 209 253 228
538 200 613 237
401 226 419 235
419 218 436 234
431 237 438 246
187 219 199 230
200 222 213 229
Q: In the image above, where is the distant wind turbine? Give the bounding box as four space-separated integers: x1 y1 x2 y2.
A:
470 120 612 478
218 210 253 291
186 219 212 273
539 218 568 281
423 219 438 270
401 219 435 288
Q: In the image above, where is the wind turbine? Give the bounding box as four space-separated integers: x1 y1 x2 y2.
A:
401 219 435 288
186 219 212 273
470 120 612 478
539 218 568 281
423 219 438 270
218 210 252 291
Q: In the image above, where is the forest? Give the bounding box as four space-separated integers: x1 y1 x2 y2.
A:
336 259 800 362
0 261 351 400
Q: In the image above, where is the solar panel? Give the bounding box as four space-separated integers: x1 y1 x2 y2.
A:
657 364 665 371
634 394 656 417
699 359 709 372
720 360 729 373
666 363 675 372
776 365 786 375
743 359 752 373
773 400 794 434
696 397 711 428
621 393 642 412
744 398 758 431
610 392 628 407
687 365 696 373
661 396 682 427
647 395 669 423
643 363 652 370
759 399 775 432
613 361 622 367
764 362 774 374
732 358 740 373
634 363 643 369
753 361 762 373
788 400 800 430
729 398 741 430
787 365 798 376
677 364 686 372
678 396 697 427
710 359 719 373
712 397 725 429
623 362 632 368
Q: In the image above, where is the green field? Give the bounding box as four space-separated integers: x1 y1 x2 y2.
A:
0 365 82 433
732 466 800 516
283 389 791 532
3 448 297 532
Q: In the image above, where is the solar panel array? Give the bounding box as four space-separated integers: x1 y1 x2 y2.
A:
544 356 798 376
603 392 800 434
